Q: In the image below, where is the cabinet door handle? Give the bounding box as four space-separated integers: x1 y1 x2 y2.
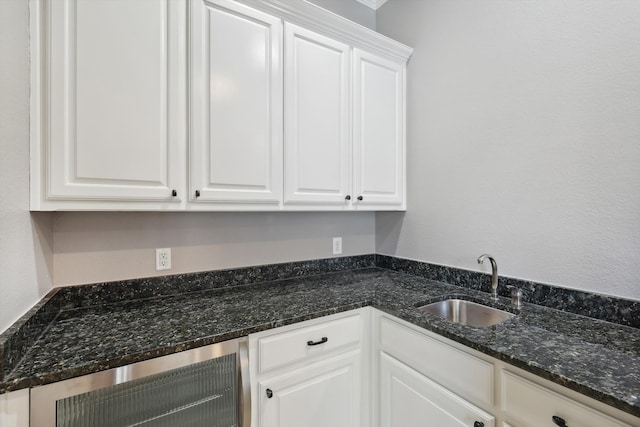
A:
307 337 328 346
357 196 363 201
552 416 568 426
473 422 484 427
171 189 177 197
265 388 273 399
195 190 200 198
345 195 351 200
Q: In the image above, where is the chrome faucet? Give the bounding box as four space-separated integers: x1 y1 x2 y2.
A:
477 254 499 300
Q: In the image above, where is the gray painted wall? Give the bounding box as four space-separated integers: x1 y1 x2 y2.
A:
376 0 640 300
307 0 376 29
0 0 53 333
53 212 374 286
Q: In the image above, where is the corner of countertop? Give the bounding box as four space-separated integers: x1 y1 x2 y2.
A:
0 287 62 383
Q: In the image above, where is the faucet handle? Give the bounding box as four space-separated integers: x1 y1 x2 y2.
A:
506 286 523 309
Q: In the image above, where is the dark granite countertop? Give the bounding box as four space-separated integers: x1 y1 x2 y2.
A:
1 267 639 419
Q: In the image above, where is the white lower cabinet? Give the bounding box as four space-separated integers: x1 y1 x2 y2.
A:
248 309 639 427
378 315 494 408
249 309 369 427
258 351 361 427
379 352 494 427
376 313 496 427
501 370 634 427
372 310 639 427
0 389 29 427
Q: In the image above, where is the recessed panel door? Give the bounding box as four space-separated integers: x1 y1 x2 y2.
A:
46 0 184 202
189 0 283 205
284 23 351 207
259 351 361 427
379 352 495 427
352 49 405 209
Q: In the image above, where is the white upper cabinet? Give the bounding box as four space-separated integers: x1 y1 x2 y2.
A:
189 0 283 207
30 0 186 209
30 0 412 211
284 24 351 207
352 49 406 210
284 29 407 211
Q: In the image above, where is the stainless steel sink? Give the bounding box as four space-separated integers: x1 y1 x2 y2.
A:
417 299 515 328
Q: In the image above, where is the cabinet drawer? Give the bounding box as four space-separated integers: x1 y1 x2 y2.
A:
379 316 494 406
502 370 633 427
258 314 361 374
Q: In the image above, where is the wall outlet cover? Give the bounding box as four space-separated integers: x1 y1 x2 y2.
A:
333 237 342 255
156 248 171 271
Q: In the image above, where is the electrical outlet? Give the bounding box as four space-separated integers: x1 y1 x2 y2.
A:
333 237 342 255
156 248 171 271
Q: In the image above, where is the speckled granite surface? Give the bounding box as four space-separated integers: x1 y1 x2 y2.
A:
0 255 375 381
377 255 640 328
1 257 639 419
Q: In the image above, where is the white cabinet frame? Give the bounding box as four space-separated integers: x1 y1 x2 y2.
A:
352 49 406 210
284 23 352 207
189 0 283 207
371 310 639 427
29 0 413 211
30 0 186 209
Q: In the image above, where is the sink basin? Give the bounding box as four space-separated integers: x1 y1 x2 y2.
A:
417 299 515 328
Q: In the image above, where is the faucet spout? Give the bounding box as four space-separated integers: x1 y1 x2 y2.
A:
477 254 498 300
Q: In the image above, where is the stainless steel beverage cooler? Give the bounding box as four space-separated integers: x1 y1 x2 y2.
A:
30 338 250 427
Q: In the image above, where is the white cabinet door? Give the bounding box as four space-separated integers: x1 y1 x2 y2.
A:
379 352 495 427
284 23 351 207
189 0 283 205
0 389 29 427
352 49 406 210
258 351 361 427
35 0 185 204
31 0 410 211
379 316 494 408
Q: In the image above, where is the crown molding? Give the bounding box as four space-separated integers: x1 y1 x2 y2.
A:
230 0 412 62
354 0 388 10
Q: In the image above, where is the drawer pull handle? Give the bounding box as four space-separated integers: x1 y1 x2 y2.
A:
473 422 484 427
266 388 273 399
552 416 568 427
307 337 328 346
